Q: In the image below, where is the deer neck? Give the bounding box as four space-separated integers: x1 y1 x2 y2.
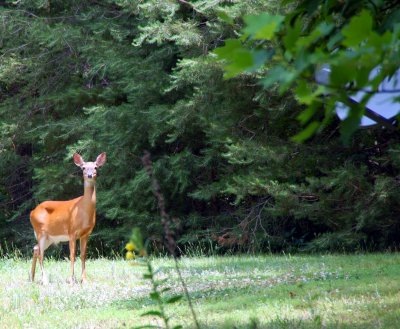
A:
82 180 96 212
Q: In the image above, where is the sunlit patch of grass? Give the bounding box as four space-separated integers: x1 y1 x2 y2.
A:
0 253 399 328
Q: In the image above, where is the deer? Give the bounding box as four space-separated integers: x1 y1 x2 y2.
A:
30 152 106 285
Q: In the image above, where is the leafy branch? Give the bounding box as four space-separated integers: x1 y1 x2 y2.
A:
214 2 400 143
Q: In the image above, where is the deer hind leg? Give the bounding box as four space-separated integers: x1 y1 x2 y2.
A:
38 235 50 285
30 245 39 282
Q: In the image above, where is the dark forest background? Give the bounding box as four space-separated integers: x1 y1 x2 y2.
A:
1 0 400 256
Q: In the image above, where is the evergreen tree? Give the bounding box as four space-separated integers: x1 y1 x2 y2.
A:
1 0 399 255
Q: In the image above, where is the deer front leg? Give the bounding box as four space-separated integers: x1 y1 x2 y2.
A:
68 238 77 284
80 236 89 283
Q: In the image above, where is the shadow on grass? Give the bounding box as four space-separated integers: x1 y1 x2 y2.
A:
113 276 296 310
196 312 400 329
113 269 368 310
113 276 400 329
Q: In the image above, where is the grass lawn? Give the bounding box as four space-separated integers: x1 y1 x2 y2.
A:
0 253 399 328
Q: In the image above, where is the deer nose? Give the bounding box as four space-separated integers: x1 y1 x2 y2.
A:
87 174 93 179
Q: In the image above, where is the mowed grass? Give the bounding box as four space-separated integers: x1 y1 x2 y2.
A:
0 253 399 328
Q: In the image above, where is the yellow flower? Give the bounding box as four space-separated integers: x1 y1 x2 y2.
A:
125 242 136 251
126 251 135 260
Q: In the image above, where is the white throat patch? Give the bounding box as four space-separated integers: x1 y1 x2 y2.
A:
84 180 95 188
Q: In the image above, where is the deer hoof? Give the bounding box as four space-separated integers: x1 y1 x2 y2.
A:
42 276 49 286
67 276 77 285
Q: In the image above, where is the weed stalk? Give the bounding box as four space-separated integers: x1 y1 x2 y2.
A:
142 151 200 329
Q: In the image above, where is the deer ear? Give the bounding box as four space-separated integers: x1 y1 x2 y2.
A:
95 152 106 167
73 153 85 167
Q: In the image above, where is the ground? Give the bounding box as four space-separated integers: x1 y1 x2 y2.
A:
0 253 399 328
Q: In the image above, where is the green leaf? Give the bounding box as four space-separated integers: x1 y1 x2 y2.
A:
339 102 363 145
366 30 392 52
166 295 183 304
249 49 273 72
297 22 334 48
327 32 343 50
243 13 284 40
213 39 253 78
213 39 239 60
283 17 302 51
293 49 323 72
149 292 160 300
297 102 320 124
342 10 373 47
330 61 356 86
291 121 320 142
295 80 313 104
321 100 336 128
173 326 183 329
217 11 234 25
354 66 371 88
261 66 296 93
295 81 326 106
141 310 163 317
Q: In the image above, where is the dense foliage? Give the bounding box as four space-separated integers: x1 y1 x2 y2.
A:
1 0 400 256
216 0 400 143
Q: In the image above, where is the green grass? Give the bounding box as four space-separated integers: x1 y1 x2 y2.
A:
0 253 399 328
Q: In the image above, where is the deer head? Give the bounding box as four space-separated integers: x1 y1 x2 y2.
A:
73 152 106 181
